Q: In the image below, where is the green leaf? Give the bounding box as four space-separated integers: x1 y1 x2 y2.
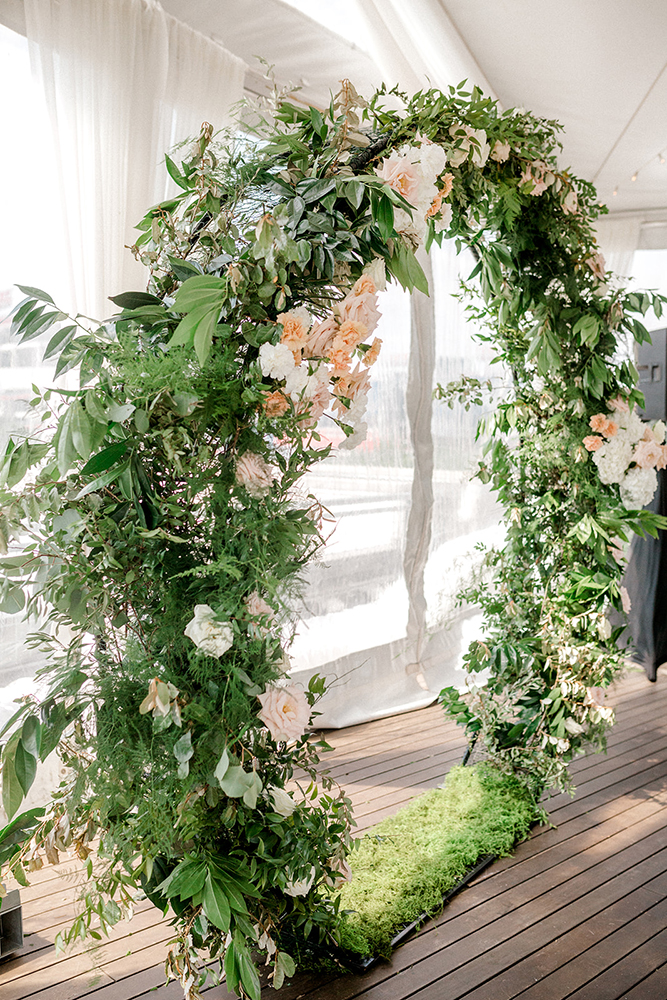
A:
156 858 207 901
80 441 129 477
0 585 25 614
242 771 263 809
202 874 231 931
214 748 230 784
14 740 37 796
2 746 23 820
75 459 130 500
219 765 254 798
273 951 296 989
21 717 41 759
108 291 163 309
0 807 45 867
173 731 193 764
43 324 77 361
172 274 226 312
164 154 189 191
70 402 93 459
237 943 261 1000
15 284 55 304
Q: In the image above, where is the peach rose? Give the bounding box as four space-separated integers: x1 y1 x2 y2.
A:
608 396 629 413
278 310 309 362
262 390 290 417
375 151 420 205
257 683 310 742
589 414 618 437
329 345 352 372
583 435 604 452
305 316 338 358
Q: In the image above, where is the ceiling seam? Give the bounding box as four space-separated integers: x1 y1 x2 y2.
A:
592 56 667 183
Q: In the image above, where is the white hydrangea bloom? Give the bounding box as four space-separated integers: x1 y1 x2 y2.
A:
593 436 633 484
620 466 657 509
616 408 645 443
284 364 309 396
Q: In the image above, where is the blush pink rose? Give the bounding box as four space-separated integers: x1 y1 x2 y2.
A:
633 439 664 469
375 151 420 205
235 452 277 497
338 291 381 334
305 316 338 358
257 683 310 742
608 396 629 413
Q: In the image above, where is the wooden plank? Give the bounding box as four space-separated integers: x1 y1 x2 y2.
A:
513 892 667 999
619 962 667 999
439 856 667 999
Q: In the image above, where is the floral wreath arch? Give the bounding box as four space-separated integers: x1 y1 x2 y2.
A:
0 80 665 997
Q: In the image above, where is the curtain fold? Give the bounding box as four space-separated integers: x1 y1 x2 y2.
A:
24 0 246 319
595 214 643 279
352 0 496 96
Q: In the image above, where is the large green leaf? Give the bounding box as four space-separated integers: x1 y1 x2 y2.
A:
202 874 231 931
2 738 24 820
14 740 37 797
79 440 129 477
171 275 226 312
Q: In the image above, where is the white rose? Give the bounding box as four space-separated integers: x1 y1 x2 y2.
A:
284 364 309 397
258 341 296 380
285 866 316 897
654 420 666 445
563 716 585 736
268 786 297 817
490 140 510 162
363 257 387 293
339 422 368 450
184 605 234 657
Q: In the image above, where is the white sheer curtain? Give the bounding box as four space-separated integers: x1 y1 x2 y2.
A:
285 3 500 726
352 0 496 96
290 243 499 727
24 0 246 320
595 214 643 279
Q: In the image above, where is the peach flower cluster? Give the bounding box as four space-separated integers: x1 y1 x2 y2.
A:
584 398 665 508
257 263 385 449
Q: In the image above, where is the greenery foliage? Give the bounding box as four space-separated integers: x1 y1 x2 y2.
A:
0 75 665 996
337 764 536 957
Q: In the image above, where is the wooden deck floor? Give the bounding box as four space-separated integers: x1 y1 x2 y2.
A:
3 665 667 1000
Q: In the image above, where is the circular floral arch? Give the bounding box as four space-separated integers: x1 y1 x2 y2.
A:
1 81 664 996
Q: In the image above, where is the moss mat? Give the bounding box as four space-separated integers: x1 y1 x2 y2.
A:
335 763 537 957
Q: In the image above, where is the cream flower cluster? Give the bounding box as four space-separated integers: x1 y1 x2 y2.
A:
375 137 453 242
584 397 665 509
257 261 385 449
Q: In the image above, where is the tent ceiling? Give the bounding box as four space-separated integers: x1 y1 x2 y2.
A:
4 0 667 216
162 0 667 218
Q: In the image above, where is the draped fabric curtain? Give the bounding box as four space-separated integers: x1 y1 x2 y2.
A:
290 241 500 727
352 0 496 97
594 215 643 279
24 0 246 320
287 2 501 727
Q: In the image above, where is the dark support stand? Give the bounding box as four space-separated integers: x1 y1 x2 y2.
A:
0 890 23 960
